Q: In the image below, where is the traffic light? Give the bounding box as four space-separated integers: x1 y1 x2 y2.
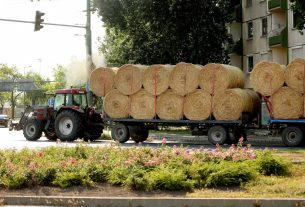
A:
34 10 44 31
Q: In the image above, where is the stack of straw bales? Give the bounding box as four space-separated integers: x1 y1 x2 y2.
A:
250 59 305 119
90 62 260 121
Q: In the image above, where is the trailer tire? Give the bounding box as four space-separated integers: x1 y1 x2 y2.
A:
23 119 43 141
55 110 82 141
128 125 149 143
282 126 303 147
208 125 227 145
111 124 130 143
44 131 58 141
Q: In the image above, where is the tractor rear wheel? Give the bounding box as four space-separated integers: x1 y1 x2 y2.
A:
23 119 43 141
55 110 82 141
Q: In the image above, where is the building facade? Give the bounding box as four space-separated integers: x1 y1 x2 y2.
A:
228 0 305 88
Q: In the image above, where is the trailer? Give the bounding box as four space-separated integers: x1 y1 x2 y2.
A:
104 96 305 147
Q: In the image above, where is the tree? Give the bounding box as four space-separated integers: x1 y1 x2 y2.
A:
44 65 67 94
0 64 22 118
93 0 232 66
23 71 47 106
290 0 305 32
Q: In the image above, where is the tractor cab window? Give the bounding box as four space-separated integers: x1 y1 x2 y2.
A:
73 94 87 108
54 94 65 110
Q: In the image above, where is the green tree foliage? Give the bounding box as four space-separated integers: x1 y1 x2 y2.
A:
291 0 305 32
93 0 232 66
0 64 22 116
44 65 67 94
23 71 47 106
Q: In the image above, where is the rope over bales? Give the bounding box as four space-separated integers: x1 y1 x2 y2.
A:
249 61 285 96
198 63 244 94
169 62 201 96
143 64 173 95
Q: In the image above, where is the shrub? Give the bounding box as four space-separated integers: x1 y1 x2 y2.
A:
52 170 93 188
123 168 150 190
146 166 194 191
255 151 291 176
205 162 257 187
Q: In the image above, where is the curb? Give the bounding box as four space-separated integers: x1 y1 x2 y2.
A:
1 196 305 207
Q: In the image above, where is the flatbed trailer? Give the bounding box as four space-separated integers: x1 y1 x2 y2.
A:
103 97 305 147
103 115 248 145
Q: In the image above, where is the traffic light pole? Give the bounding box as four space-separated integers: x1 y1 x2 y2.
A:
0 18 85 29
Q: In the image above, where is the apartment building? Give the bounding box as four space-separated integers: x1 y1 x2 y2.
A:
228 0 305 88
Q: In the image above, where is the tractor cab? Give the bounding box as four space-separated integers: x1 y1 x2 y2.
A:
53 88 88 112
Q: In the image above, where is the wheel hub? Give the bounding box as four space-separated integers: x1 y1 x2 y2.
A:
59 117 73 136
211 131 223 142
26 124 36 137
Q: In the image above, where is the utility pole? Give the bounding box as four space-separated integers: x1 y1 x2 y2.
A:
86 0 94 72
86 0 94 105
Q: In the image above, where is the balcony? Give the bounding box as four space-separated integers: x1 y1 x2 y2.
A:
268 0 288 11
269 27 288 47
228 39 243 55
229 4 242 23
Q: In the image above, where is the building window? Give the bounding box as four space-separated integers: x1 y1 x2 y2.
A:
246 0 252 7
293 12 301 29
247 22 253 39
292 46 303 59
262 18 267 36
248 56 254 72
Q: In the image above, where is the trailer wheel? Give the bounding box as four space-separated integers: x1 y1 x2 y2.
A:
128 125 149 143
208 125 227 145
23 119 42 141
55 110 82 141
111 124 130 143
282 126 303 147
44 131 58 141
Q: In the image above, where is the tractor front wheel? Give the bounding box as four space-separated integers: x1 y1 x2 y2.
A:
55 110 82 141
23 119 43 141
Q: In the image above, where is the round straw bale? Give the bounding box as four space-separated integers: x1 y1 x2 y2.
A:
213 88 254 120
89 67 117 97
249 61 285 96
114 64 147 95
169 62 201 96
270 86 303 119
199 64 244 94
130 89 156 119
143 64 173 95
183 89 212 120
285 58 305 94
243 89 260 116
157 89 184 120
103 89 129 118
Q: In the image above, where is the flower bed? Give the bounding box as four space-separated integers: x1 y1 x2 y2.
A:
0 139 291 191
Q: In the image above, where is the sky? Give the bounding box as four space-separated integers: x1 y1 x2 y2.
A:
0 0 105 80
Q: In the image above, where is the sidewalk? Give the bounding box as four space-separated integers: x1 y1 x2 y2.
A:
2 196 305 207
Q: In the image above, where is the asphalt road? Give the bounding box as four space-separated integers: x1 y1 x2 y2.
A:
0 126 291 150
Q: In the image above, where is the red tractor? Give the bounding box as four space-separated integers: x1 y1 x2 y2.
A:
14 88 103 142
